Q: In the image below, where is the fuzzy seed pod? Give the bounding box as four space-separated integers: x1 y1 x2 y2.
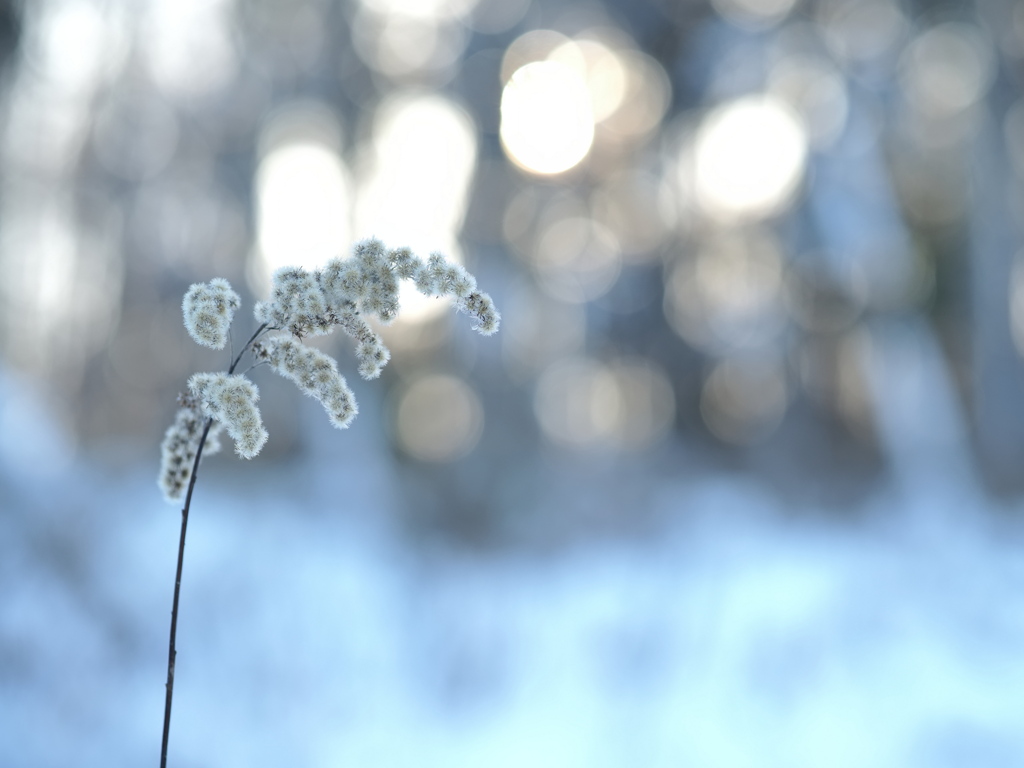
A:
337 306 391 379
263 267 331 337
458 291 500 335
256 337 358 429
158 402 223 503
182 278 241 350
189 373 268 459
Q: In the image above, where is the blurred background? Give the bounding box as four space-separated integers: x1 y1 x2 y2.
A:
3 0 1024 764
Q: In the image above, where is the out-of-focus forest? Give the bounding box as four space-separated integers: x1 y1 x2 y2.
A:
3 0 1024 765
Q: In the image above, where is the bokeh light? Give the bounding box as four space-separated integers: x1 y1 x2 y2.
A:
598 49 671 144
818 0 907 64
500 60 595 175
361 0 476 19
664 229 786 352
534 357 675 451
353 0 477 79
254 103 350 279
92 90 180 182
700 355 788 444
142 0 238 99
499 30 669 171
393 374 483 461
533 216 621 303
1011 252 1024 358
1006 100 1024 178
25 0 126 95
711 0 798 30
899 23 993 119
501 282 586 379
354 92 477 323
691 95 808 221
768 55 848 149
591 168 674 260
6 1 1024 763
549 38 627 123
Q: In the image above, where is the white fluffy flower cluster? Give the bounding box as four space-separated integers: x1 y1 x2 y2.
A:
159 240 500 503
188 373 268 459
158 397 223 503
254 337 358 429
255 238 500 350
182 278 241 350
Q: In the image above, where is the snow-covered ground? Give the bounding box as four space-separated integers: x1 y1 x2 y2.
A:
3 324 1024 768
4 460 1024 767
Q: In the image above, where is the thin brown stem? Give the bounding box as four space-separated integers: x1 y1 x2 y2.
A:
160 321 267 768
159 416 212 768
230 323 268 374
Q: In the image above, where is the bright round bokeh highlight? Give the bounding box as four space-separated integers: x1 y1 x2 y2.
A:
500 60 595 175
692 95 808 221
533 357 675 451
393 374 484 462
256 142 350 274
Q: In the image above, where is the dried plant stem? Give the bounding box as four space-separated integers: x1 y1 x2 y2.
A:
159 324 267 768
159 416 212 768
155 241 499 763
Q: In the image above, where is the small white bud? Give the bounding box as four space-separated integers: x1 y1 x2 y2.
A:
182 278 241 350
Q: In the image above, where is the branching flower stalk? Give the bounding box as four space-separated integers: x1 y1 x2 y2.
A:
156 239 498 767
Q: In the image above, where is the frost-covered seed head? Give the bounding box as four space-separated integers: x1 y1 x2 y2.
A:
356 340 390 379
377 298 400 324
336 308 391 379
188 373 268 459
413 266 437 295
458 291 500 335
318 259 351 311
390 247 420 279
254 300 274 325
158 404 204 502
158 401 223 503
255 337 358 429
264 267 331 336
251 239 498 343
355 238 387 267
163 239 500 502
182 278 241 350
445 265 477 298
